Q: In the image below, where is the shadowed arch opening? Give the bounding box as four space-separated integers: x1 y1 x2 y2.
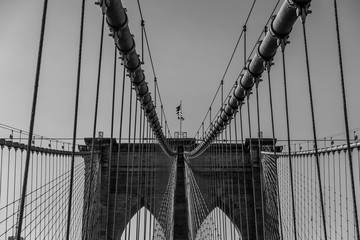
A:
195 207 242 240
120 207 164 240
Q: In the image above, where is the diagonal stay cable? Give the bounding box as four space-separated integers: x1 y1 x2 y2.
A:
221 0 257 82
136 0 174 135
194 0 281 140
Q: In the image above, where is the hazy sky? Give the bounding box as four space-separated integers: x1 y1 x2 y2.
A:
0 0 360 147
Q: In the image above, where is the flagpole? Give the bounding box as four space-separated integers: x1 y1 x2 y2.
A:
180 101 182 138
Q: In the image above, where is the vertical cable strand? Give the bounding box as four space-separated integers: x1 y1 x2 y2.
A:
112 63 127 239
266 67 283 239
247 93 259 240
255 80 266 238
333 1 360 238
280 45 297 240
84 13 106 240
105 46 117 240
66 0 86 238
300 20 328 239
16 0 49 238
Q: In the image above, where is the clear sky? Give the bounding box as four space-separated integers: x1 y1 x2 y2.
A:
0 0 360 147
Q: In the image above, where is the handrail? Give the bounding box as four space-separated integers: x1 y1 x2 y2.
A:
263 141 360 156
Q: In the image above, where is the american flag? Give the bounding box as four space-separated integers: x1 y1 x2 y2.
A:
176 104 184 120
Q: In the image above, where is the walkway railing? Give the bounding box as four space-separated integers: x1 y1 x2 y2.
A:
0 140 84 239
262 140 360 239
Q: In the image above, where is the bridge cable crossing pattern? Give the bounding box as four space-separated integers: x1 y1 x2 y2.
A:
1 0 360 239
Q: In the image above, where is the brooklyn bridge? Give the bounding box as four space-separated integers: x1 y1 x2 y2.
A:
0 0 360 239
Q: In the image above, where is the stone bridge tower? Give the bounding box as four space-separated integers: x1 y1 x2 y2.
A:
80 138 279 239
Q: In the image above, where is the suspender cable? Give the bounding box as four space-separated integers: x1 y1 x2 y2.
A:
299 11 328 239
246 93 259 240
216 140 221 240
233 111 244 237
41 153 45 238
213 138 219 238
333 0 360 238
220 84 226 240
152 136 159 239
0 147 3 227
124 83 134 240
6 147 11 239
127 95 139 240
239 104 250 240
194 83 221 139
228 120 236 240
16 0 48 238
210 142 214 238
266 62 283 239
280 39 297 240
34 152 39 238
112 64 127 239
255 78 266 239
105 46 118 240
135 107 144 240
84 13 105 240
66 0 86 238
227 126 234 240
222 131 227 240
149 132 155 239
143 122 149 240
217 136 223 240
